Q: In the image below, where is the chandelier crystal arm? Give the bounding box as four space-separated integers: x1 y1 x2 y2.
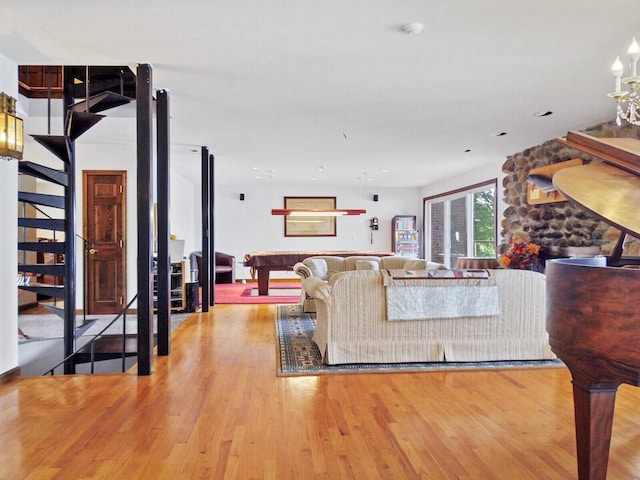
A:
609 38 640 126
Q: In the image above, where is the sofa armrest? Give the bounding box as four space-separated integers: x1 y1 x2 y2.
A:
294 262 313 279
302 277 331 302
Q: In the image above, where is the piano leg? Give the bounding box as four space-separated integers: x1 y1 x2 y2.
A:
572 382 618 480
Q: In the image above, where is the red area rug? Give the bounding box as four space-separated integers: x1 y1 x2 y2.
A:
213 281 301 305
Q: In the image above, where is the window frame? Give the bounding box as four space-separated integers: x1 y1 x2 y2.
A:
423 179 498 268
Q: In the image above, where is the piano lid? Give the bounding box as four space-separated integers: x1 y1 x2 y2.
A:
553 131 640 238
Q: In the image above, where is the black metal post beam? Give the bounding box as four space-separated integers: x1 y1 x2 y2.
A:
136 63 154 375
62 67 77 375
209 153 215 305
156 89 170 356
201 146 210 312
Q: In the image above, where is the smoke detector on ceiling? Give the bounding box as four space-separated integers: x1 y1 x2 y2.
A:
401 23 423 34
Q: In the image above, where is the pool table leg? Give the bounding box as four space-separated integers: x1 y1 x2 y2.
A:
257 267 270 295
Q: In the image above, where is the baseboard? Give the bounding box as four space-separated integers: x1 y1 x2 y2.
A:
0 366 21 385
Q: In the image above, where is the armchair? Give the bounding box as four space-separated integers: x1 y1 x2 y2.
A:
189 251 236 284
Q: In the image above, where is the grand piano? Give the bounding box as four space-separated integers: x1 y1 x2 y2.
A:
546 130 640 480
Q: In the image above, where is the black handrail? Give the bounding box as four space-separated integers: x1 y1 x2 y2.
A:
43 294 138 376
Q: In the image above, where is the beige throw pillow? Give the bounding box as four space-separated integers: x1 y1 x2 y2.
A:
355 260 379 271
305 258 328 279
402 259 427 270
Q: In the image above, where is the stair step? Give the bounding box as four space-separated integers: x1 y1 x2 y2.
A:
18 161 69 187
42 304 65 319
74 334 139 364
18 241 65 254
30 135 71 163
75 319 98 339
18 191 65 209
19 283 64 300
65 110 104 141
18 218 66 231
69 91 132 114
18 263 65 276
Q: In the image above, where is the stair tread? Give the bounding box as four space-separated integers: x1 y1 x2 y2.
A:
70 91 132 114
66 111 104 140
18 161 69 187
18 191 66 209
30 135 71 163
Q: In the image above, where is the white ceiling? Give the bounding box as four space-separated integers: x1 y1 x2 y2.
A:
3 1 640 187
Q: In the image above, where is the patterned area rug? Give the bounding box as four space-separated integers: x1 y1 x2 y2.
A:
275 304 564 376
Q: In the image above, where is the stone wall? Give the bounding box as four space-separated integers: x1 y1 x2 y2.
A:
501 121 640 256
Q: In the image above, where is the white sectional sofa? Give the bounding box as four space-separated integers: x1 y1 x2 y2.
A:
294 255 443 312
302 268 554 365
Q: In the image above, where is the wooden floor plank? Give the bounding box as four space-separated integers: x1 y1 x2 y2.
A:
2 303 640 479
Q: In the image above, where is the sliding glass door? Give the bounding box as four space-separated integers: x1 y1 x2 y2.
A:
424 181 496 268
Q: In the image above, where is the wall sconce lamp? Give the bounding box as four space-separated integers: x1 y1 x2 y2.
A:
0 92 24 160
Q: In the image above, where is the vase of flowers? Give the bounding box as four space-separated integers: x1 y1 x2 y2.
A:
500 240 542 271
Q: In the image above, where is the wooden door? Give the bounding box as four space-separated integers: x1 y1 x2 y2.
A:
83 171 126 314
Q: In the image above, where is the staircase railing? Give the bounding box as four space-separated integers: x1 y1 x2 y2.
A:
43 294 138 376
18 202 95 318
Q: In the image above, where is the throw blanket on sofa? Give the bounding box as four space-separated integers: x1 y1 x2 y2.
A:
382 270 499 321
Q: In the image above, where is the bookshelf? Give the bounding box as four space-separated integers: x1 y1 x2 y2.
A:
153 259 188 311
392 215 420 257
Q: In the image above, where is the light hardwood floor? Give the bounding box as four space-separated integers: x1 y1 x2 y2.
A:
2 304 640 479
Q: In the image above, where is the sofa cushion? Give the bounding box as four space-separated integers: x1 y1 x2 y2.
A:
402 259 428 270
343 256 381 270
305 258 328 279
356 260 379 271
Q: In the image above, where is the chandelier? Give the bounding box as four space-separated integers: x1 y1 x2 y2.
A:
608 38 640 126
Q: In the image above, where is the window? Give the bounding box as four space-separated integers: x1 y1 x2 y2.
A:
424 180 497 268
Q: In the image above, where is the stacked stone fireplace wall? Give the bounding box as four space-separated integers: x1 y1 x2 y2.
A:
501 121 640 257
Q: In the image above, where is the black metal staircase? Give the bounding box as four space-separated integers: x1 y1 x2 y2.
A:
17 66 136 374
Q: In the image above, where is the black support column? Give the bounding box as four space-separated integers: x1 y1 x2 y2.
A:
156 89 170 356
136 63 154 375
209 153 215 305
62 68 77 375
201 146 210 312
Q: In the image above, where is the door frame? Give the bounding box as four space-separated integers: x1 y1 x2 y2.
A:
82 170 127 314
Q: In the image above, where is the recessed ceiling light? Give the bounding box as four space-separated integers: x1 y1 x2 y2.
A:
533 111 553 117
401 23 423 34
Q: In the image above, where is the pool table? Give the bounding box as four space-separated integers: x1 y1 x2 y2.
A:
243 250 394 295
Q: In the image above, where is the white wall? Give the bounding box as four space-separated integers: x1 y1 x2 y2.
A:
169 169 198 255
0 53 19 375
208 183 422 279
